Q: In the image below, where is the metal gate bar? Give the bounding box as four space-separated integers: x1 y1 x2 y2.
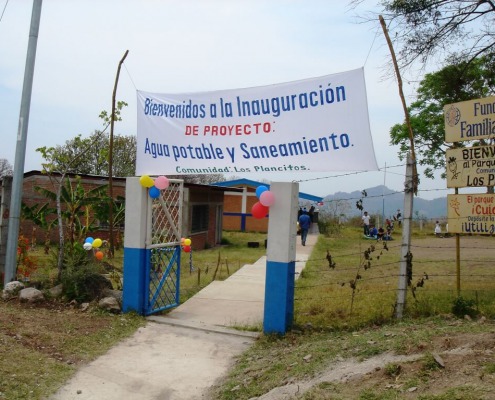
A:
146 246 181 314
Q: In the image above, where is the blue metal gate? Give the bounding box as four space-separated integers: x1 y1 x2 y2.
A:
145 246 181 314
145 180 183 315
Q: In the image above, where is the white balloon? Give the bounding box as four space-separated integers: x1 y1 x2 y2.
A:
83 242 93 251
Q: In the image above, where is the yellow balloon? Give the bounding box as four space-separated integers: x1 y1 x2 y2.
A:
184 238 191 246
92 238 103 248
139 175 154 188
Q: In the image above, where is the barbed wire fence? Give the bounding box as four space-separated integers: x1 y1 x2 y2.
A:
292 163 495 326
292 225 495 327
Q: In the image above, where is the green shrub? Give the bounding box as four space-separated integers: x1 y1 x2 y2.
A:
60 242 111 302
61 263 112 302
452 296 478 318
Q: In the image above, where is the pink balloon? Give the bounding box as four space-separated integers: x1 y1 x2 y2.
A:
251 202 269 219
259 190 275 207
154 176 169 190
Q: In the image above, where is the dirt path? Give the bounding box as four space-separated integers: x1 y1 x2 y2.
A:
251 330 495 399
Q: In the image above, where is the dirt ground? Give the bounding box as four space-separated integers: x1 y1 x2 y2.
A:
0 300 114 366
253 327 495 399
3 300 495 400
410 234 495 259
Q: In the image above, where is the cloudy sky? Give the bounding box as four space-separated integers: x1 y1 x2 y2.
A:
0 0 448 200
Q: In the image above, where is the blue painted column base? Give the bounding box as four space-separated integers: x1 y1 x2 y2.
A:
263 260 295 334
122 247 149 315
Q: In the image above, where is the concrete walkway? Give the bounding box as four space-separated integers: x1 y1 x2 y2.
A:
50 234 318 400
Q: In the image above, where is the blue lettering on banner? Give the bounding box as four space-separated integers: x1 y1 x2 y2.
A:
236 84 346 118
143 133 352 163
144 138 170 159
142 83 347 120
144 98 207 118
240 133 350 159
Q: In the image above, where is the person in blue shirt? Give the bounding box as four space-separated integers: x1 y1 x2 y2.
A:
369 225 378 238
298 210 311 246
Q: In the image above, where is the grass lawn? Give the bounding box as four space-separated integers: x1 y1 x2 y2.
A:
2 228 495 399
0 230 267 400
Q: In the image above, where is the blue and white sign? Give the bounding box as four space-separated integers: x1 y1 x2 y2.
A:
136 67 378 175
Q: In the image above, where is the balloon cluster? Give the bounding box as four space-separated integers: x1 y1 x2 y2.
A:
251 185 275 219
139 175 170 198
84 237 104 260
181 237 192 253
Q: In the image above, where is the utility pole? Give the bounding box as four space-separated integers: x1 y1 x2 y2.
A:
4 0 43 285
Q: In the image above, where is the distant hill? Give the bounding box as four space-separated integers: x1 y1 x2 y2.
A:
319 185 447 220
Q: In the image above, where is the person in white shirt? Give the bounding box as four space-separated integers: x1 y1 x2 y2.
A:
434 221 442 237
362 211 371 236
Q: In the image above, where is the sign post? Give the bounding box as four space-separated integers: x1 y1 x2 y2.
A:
446 145 495 188
447 193 495 234
444 95 495 294
444 96 495 143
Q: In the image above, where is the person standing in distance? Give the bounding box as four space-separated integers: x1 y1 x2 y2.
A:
298 209 311 246
434 221 442 237
395 209 402 227
362 211 371 236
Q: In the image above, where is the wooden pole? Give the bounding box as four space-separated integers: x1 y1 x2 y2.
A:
455 188 461 295
379 15 417 319
108 50 129 257
379 15 419 194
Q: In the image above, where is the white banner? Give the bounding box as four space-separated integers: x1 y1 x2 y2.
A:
136 68 378 176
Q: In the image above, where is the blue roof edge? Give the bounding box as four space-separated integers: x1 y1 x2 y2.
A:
212 178 323 202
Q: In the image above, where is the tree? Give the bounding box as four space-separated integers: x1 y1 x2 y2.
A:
93 195 126 249
36 176 108 245
172 174 226 185
323 199 352 221
33 175 108 279
390 54 495 179
40 102 132 177
354 0 495 70
109 135 137 177
46 131 136 177
20 202 56 251
0 159 13 177
36 102 129 266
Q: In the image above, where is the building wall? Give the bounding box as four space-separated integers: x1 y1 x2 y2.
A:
3 172 228 253
223 193 243 230
19 173 126 246
187 188 224 250
0 176 12 279
222 186 269 232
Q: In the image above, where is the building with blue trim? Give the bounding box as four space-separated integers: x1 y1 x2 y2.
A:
212 179 323 232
